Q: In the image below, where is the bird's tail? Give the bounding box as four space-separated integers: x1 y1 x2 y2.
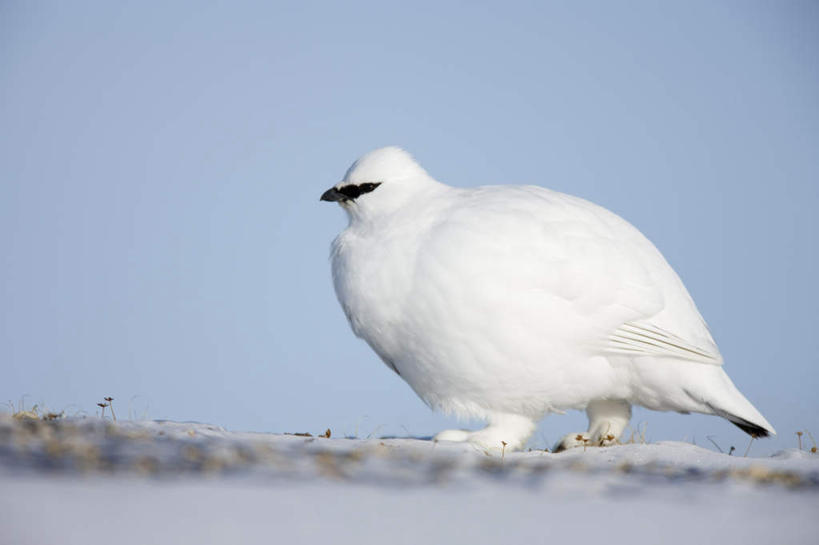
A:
695 368 776 438
708 403 775 437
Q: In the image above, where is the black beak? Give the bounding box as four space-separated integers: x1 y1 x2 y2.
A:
320 187 345 202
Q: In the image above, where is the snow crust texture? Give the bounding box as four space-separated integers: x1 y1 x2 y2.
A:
1 416 817 544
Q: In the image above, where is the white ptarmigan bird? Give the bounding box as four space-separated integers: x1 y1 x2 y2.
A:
321 147 774 452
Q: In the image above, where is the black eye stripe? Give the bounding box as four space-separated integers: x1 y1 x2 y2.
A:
338 182 382 200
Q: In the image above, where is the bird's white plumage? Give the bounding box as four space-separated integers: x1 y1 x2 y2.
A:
324 147 774 451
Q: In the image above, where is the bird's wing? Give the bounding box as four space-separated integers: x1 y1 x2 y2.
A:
456 186 724 366
543 192 725 366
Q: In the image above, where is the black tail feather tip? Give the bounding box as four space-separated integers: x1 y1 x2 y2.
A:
704 401 772 438
730 419 770 438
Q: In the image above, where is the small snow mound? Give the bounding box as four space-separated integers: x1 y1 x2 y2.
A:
771 448 818 461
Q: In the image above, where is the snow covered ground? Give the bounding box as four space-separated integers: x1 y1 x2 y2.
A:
1 415 817 544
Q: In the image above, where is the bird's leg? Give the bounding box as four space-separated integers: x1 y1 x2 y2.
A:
435 413 536 453
586 399 631 444
553 399 631 452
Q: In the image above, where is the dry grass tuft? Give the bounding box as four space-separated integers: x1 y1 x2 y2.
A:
806 430 817 454
7 398 64 422
796 430 817 454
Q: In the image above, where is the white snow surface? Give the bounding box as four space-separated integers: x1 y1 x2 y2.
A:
0 416 817 544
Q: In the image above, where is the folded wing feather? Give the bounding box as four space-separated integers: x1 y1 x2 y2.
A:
607 322 723 365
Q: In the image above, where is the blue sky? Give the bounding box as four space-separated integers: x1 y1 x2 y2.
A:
2 1 817 453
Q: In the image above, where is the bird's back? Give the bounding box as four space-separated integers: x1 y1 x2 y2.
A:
411 184 721 364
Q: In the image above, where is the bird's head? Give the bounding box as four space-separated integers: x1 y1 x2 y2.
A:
320 147 441 223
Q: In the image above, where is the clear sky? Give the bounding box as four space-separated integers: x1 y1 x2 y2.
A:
2 1 817 454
